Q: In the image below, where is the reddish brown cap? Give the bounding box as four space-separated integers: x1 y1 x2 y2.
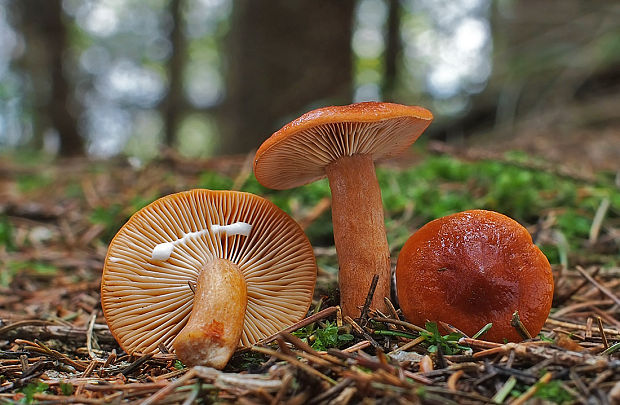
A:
396 210 554 342
101 189 317 354
254 102 433 190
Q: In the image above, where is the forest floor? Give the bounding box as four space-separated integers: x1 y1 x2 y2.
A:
0 127 619 404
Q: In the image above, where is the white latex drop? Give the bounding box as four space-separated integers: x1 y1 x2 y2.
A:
151 222 252 261
218 222 252 236
151 242 175 261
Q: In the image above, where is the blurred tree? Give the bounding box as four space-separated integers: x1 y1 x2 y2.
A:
434 0 620 140
161 0 187 147
13 0 84 156
383 0 401 101
219 0 355 154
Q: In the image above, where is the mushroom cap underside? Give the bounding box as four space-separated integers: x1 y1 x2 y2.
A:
254 102 433 190
396 209 554 342
101 189 317 355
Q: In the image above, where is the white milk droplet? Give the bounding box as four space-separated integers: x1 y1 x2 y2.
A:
152 242 175 261
151 222 252 261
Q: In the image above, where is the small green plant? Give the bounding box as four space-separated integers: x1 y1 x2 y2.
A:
602 341 620 355
313 321 354 351
472 323 493 339
293 320 354 351
1 260 58 287
0 216 14 250
236 351 268 370
538 333 555 343
197 172 234 190
18 381 49 404
17 173 53 193
89 203 125 242
59 382 74 396
533 379 573 404
420 322 470 355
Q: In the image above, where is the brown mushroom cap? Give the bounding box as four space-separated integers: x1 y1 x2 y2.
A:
395 210 554 342
254 101 433 190
101 189 317 355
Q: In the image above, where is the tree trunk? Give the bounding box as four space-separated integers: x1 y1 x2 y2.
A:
161 0 186 148
13 0 84 156
219 0 355 154
383 0 401 101
49 0 83 157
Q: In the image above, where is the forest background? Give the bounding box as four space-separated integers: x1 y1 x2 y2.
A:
0 0 618 169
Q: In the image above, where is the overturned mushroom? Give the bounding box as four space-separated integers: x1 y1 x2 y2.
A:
254 102 433 317
396 210 554 342
101 189 317 368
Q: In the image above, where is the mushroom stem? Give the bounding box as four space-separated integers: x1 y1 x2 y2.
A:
325 154 390 317
173 258 247 368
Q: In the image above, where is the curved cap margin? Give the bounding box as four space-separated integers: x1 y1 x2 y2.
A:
254 102 433 190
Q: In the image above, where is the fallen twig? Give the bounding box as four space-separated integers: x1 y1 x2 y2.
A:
254 306 339 348
574 266 620 307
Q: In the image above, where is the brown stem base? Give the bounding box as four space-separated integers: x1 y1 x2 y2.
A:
173 259 247 368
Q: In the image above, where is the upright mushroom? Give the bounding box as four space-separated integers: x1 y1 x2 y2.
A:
396 210 554 342
254 102 433 317
101 189 316 368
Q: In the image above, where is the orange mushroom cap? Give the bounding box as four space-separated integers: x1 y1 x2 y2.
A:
101 189 317 358
395 210 554 342
254 101 433 190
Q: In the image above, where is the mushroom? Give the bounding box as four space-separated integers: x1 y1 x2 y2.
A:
395 209 554 342
101 189 316 368
254 102 433 317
